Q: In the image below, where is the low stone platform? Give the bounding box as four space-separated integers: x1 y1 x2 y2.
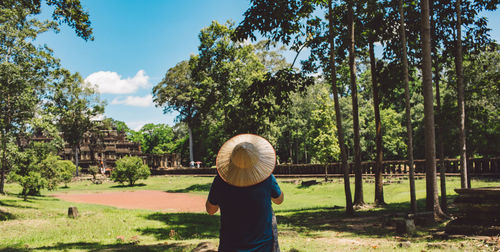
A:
446 187 500 236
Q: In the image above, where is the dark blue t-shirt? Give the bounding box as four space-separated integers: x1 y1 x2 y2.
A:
208 174 281 252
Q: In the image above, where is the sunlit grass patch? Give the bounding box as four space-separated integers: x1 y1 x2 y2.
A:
0 175 498 251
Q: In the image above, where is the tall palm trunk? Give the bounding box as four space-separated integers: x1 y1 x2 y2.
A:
399 0 417 213
329 0 354 215
348 0 364 206
455 0 468 189
369 42 385 206
421 0 444 221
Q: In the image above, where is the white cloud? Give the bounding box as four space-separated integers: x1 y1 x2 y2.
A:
85 70 149 94
127 121 147 131
111 94 153 107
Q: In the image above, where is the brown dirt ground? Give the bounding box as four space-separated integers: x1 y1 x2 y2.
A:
51 190 207 212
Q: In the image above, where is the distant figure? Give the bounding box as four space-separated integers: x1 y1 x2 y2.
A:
189 160 195 168
195 161 202 168
206 134 284 252
100 160 105 175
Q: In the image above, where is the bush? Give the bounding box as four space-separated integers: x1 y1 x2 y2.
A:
56 160 75 187
88 165 99 180
39 154 63 190
9 171 47 200
111 156 150 186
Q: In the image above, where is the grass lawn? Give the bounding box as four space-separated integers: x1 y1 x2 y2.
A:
0 175 499 251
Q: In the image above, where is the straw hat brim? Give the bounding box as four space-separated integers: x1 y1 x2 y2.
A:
216 134 276 187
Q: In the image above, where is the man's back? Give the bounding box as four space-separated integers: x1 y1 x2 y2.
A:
208 175 281 251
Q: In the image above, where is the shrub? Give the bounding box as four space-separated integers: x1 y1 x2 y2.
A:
39 154 63 190
111 156 150 186
88 165 99 180
56 160 75 187
9 171 47 200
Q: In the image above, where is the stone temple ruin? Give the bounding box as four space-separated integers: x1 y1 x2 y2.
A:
36 128 181 172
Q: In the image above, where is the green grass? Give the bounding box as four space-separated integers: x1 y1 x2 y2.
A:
0 175 499 251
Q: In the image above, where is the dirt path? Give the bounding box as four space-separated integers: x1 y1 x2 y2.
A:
52 190 207 212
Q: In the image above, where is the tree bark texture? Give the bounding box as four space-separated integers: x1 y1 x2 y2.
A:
430 0 447 212
369 42 385 206
74 145 79 176
420 0 444 220
188 126 194 163
348 1 364 206
399 0 417 214
0 130 6 194
329 0 353 215
455 0 468 189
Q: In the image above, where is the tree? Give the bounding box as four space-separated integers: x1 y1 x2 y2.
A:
153 60 200 163
420 0 445 221
346 0 364 207
361 0 386 206
49 69 104 176
111 156 150 186
0 6 58 194
56 160 75 187
398 0 417 214
3 0 94 41
236 0 354 214
429 0 448 211
7 115 64 199
307 83 340 163
135 123 177 154
0 0 93 193
455 0 468 189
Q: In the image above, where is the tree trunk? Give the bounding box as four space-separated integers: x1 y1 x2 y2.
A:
435 63 447 211
430 0 447 212
421 0 444 221
455 0 468 189
369 42 385 206
399 0 416 214
74 145 80 176
348 1 364 207
329 0 354 215
0 130 6 194
188 126 194 163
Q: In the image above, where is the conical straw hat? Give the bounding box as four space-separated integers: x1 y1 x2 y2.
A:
216 134 276 187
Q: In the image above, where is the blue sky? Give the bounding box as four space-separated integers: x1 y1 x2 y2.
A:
36 1 499 131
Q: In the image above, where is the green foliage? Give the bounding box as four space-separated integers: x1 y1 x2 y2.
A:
0 4 60 193
439 47 500 158
38 154 63 190
10 171 47 199
127 123 186 156
88 165 99 180
1 0 94 41
0 0 94 193
111 156 150 186
48 69 104 175
107 118 130 134
56 160 75 186
1 176 499 251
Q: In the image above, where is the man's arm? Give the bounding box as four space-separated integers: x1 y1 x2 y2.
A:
271 191 284 205
206 199 219 215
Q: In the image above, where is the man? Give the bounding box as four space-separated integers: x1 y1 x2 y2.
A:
206 134 284 252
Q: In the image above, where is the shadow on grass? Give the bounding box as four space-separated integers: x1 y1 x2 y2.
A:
0 209 15 221
138 212 219 240
166 183 212 193
110 183 147 188
0 241 191 252
275 197 456 238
